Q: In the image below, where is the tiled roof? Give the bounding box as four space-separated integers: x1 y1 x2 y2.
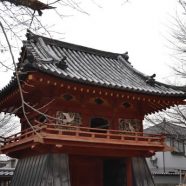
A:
0 168 14 177
145 122 186 139
152 171 180 175
148 167 184 175
10 30 186 97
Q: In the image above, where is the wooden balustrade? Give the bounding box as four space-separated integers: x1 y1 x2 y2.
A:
0 122 168 158
1 124 45 145
0 122 165 147
45 123 164 143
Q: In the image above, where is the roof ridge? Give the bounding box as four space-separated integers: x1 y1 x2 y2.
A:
24 30 186 91
25 30 123 59
0 29 183 102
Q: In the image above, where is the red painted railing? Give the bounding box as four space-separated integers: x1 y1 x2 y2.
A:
0 123 165 147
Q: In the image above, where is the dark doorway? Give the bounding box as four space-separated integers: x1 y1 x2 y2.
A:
103 159 127 186
90 117 109 129
69 156 102 186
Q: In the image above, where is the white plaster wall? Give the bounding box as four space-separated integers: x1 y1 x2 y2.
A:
147 139 186 172
147 152 186 171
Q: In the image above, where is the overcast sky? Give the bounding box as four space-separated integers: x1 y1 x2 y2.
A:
0 0 182 88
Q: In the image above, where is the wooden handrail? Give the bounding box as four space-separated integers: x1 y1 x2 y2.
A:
44 126 164 143
44 123 163 137
1 122 165 146
3 125 46 145
4 123 44 140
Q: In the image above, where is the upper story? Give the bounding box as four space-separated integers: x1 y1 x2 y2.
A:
0 30 186 158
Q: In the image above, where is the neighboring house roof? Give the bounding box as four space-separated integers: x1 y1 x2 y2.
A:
0 168 14 177
145 122 186 139
149 166 186 176
1 30 186 98
152 171 180 176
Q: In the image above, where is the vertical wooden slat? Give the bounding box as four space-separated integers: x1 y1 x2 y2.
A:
11 154 71 186
132 158 155 186
33 155 47 186
27 155 39 185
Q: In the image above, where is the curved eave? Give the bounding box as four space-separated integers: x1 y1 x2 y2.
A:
33 64 186 98
0 72 185 117
0 70 185 108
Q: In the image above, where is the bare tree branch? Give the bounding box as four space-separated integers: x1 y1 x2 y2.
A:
0 21 41 138
1 0 54 16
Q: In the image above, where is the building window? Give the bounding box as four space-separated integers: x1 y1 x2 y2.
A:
56 111 82 126
63 94 73 101
170 138 185 156
122 101 131 108
94 98 104 105
90 117 109 129
118 119 141 132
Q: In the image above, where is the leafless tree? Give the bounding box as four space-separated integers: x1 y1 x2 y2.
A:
0 113 20 137
169 0 186 79
145 0 186 129
145 105 186 127
0 0 91 138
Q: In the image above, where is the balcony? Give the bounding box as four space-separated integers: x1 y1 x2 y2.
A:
0 123 168 158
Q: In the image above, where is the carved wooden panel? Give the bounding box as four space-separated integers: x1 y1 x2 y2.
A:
56 111 82 126
118 119 141 132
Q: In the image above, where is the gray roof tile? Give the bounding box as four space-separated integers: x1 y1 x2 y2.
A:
12 31 186 97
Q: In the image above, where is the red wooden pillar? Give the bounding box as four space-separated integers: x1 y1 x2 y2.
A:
126 158 133 186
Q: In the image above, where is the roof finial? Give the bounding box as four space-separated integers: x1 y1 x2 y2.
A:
56 56 68 70
121 52 129 61
146 74 156 86
26 29 34 41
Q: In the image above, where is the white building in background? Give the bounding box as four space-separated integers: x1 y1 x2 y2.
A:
0 156 17 185
145 122 186 186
